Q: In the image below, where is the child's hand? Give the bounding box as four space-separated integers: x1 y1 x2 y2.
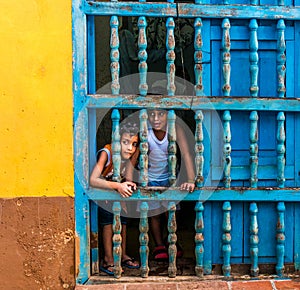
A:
180 182 195 192
117 181 137 198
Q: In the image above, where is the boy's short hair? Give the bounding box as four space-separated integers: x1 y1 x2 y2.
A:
120 119 139 137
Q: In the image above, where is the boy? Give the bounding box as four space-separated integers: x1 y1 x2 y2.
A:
147 109 195 260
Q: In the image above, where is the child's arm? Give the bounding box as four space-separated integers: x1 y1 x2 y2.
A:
176 123 196 192
89 150 136 198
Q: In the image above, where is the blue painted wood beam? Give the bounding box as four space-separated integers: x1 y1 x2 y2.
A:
73 0 89 282
179 4 300 20
87 188 300 201
86 95 300 111
83 1 300 20
84 1 177 17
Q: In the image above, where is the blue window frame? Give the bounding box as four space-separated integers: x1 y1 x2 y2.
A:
73 0 300 284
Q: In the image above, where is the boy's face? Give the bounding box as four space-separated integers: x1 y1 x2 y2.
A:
120 133 138 159
148 110 167 131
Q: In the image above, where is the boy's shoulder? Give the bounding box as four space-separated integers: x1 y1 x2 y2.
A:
96 144 112 161
103 144 112 152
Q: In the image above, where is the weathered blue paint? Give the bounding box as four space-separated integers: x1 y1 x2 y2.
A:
87 16 96 94
277 112 286 188
276 19 286 190
83 2 300 20
249 19 259 97
74 176 90 284
277 20 286 98
86 95 300 111
139 202 149 277
87 188 300 201
195 110 204 187
203 203 212 274
112 109 121 182
110 16 120 95
168 110 177 186
112 202 122 278
249 111 259 188
90 202 99 275
222 18 231 97
138 16 148 96
166 18 176 96
194 18 204 96
84 1 177 17
249 202 259 276
73 0 90 283
87 15 98 275
223 111 231 188
167 202 177 278
276 202 285 276
222 201 231 276
139 109 148 187
194 202 204 277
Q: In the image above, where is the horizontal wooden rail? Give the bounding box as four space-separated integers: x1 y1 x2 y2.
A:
86 95 300 111
84 1 300 20
87 187 300 201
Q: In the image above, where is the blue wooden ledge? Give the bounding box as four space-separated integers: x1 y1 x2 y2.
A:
87 187 300 201
86 95 300 112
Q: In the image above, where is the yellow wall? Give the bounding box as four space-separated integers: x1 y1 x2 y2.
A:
0 1 74 197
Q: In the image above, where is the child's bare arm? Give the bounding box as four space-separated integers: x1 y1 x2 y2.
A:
176 123 196 192
89 151 136 197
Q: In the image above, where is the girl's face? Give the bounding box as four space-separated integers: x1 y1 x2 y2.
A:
148 110 167 131
120 133 138 159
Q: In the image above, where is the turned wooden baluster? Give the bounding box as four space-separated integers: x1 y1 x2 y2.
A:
250 202 259 276
139 109 148 187
168 202 177 277
249 111 259 188
194 17 204 96
195 202 204 277
195 110 204 187
166 13 176 96
138 15 148 96
111 109 121 182
222 201 231 276
223 111 231 188
112 202 122 278
110 16 120 95
168 110 177 186
276 202 285 277
139 202 149 277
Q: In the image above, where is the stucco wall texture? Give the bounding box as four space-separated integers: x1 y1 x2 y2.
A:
0 1 75 289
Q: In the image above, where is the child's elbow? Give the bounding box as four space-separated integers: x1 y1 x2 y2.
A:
89 177 96 187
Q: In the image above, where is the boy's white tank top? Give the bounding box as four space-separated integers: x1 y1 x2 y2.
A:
148 127 169 182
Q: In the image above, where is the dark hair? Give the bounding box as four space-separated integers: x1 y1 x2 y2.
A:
120 119 139 137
